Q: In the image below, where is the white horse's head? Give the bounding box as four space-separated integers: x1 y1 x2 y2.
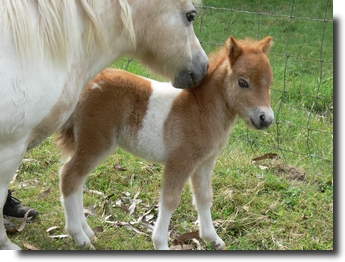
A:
127 0 208 89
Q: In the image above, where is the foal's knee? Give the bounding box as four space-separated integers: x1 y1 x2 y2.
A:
161 193 181 211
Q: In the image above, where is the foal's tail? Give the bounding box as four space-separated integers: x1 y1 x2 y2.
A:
55 116 76 160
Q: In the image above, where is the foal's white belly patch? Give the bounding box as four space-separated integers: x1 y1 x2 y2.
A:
135 80 182 163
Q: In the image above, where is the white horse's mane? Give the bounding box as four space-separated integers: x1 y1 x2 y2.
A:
119 0 136 50
2 0 136 62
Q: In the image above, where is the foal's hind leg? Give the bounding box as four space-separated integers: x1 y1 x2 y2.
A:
60 140 117 248
60 157 95 249
190 157 225 250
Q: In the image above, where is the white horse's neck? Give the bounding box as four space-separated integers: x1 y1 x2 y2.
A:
74 1 137 85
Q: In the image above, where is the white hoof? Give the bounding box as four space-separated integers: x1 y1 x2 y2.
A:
210 238 226 250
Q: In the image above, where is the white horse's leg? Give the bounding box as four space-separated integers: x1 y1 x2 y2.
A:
0 190 21 250
0 144 26 250
190 158 225 250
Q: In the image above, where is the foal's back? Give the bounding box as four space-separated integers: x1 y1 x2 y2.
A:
68 69 183 164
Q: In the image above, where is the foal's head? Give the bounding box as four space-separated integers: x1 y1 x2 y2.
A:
225 36 274 130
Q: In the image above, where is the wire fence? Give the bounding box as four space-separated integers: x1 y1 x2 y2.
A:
115 0 333 175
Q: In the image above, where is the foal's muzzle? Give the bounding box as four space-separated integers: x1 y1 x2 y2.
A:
249 107 274 130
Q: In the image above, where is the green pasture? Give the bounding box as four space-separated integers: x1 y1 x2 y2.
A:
8 0 333 250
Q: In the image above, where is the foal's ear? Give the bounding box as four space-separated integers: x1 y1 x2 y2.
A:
259 36 273 54
226 36 242 66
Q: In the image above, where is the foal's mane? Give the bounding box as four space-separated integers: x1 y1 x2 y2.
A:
207 47 228 75
207 37 271 75
2 0 135 62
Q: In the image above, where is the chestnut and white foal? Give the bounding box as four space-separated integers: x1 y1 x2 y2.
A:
56 36 274 250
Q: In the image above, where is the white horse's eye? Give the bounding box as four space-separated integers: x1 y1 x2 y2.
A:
186 10 197 22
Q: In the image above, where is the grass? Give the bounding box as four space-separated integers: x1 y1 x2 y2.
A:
7 0 333 251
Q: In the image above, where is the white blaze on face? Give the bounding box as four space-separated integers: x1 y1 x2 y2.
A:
135 80 182 163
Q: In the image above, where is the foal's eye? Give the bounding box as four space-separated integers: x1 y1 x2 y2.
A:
238 79 249 88
186 10 197 22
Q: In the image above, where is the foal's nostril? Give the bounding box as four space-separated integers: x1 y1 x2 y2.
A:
259 114 266 124
259 113 273 128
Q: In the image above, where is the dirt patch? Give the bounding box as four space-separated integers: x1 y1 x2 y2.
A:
252 156 306 182
272 163 306 181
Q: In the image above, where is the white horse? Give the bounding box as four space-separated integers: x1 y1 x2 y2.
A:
0 0 207 250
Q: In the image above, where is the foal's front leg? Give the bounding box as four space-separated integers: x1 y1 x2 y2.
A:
190 158 225 250
152 160 194 250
